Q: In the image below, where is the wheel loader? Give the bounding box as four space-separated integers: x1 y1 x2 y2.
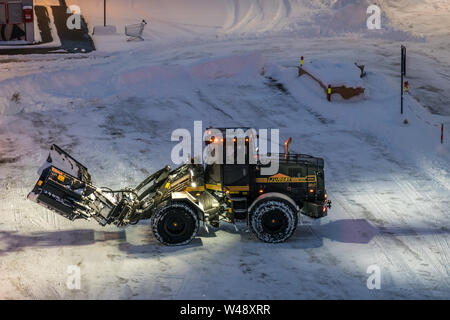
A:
28 128 331 246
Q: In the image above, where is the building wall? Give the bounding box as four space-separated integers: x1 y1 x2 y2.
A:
0 0 34 43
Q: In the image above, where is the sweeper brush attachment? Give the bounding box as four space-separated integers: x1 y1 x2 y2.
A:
28 145 196 229
27 145 120 225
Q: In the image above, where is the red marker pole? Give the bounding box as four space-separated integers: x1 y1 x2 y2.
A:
442 123 444 144
327 85 332 102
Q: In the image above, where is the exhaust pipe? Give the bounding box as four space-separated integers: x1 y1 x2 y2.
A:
284 137 292 160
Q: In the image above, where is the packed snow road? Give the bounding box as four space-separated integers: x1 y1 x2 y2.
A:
1 34 449 299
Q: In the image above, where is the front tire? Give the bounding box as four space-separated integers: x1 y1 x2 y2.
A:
249 199 298 243
151 202 199 246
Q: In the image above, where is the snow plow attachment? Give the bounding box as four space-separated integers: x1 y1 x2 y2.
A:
28 145 117 225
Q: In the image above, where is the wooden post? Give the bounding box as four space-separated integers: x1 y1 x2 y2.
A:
442 123 444 144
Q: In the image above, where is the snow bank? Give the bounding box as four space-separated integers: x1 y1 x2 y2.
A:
62 0 227 38
268 58 450 169
0 52 266 115
33 0 449 45
300 59 364 88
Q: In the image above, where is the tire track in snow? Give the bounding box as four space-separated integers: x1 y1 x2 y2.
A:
263 73 334 125
278 74 450 296
331 192 430 298
223 0 240 31
387 176 450 281
271 0 289 31
283 0 291 17
223 0 292 34
225 0 256 34
330 129 450 294
197 89 234 120
334 190 438 298
354 130 450 281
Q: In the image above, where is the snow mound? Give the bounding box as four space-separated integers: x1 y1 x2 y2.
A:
301 59 365 88
32 0 449 43
0 52 266 115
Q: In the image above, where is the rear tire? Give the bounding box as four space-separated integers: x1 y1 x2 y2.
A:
249 199 298 243
151 202 199 246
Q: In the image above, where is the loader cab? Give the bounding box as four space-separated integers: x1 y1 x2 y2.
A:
204 128 257 188
204 128 258 218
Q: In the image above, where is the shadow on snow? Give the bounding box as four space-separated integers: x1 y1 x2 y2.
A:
0 219 447 257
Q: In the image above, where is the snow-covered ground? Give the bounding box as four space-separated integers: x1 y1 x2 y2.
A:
0 0 449 299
